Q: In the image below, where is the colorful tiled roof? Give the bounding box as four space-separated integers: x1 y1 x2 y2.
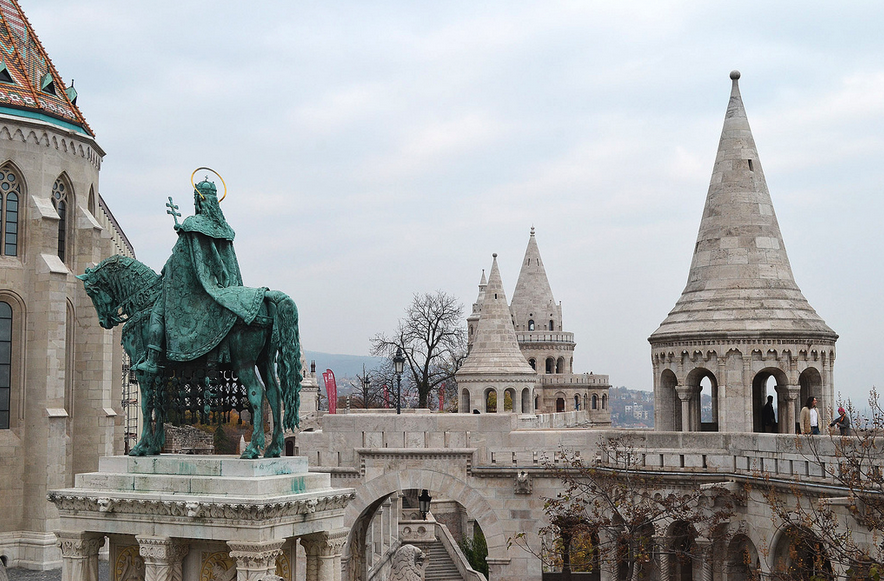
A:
0 0 91 135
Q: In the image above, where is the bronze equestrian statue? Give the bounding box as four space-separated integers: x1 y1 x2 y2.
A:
78 175 301 458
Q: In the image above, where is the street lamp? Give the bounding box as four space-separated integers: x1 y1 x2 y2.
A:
362 369 370 409
418 489 432 520
393 347 405 415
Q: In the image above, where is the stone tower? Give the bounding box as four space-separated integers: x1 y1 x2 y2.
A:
509 228 610 421
466 269 486 353
0 0 134 568
649 71 837 434
457 254 537 414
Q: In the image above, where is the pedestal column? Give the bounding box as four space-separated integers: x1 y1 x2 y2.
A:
302 529 348 581
56 531 104 581
696 538 713 581
675 386 694 432
228 540 285 581
654 535 670 581
778 385 800 434
136 536 189 581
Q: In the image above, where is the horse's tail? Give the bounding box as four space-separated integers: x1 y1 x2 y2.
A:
267 290 302 431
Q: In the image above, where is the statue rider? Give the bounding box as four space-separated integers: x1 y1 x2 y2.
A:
134 179 264 375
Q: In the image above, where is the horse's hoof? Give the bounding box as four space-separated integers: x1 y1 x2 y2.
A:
129 446 146 457
264 445 281 459
240 449 260 460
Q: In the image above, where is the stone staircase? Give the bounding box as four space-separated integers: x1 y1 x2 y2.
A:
425 538 464 581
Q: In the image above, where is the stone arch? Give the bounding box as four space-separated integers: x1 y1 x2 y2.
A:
460 388 470 413
0 160 25 257
555 391 565 413
751 367 788 433
556 357 565 374
545 357 554 374
520 388 530 414
658 368 680 431
724 533 761 581
592 394 598 410
799 367 823 417
504 387 516 412
343 469 508 581
685 367 718 432
665 520 697 581
601 394 607 410
770 525 833 581
484 387 497 413
51 172 75 264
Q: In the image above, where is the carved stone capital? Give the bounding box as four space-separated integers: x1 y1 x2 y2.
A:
56 531 105 558
227 540 285 581
136 536 189 566
301 529 349 557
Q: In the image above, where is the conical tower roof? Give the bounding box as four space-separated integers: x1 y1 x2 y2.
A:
459 254 537 376
510 227 559 326
651 71 836 341
0 0 92 135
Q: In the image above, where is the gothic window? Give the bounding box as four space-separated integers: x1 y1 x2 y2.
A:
0 165 20 256
88 186 96 215
549 320 554 331
545 357 554 374
0 301 11 429
51 176 70 263
574 395 580 409
602 394 608 410
592 395 598 410
528 320 535 331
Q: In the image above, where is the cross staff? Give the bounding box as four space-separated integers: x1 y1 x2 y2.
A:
166 197 181 227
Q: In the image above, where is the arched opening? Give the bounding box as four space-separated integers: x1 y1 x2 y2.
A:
799 367 823 423
504 388 515 412
534 396 539 410
772 526 833 580
528 358 536 370
545 358 554 374
549 319 554 331
484 388 497 413
725 534 760 581
752 368 787 433
592 394 598 410
285 439 295 456
528 320 535 331
460 388 470 414
51 174 74 264
521 388 530 414
601 394 607 410
668 521 696 581
574 395 579 410
556 357 565 374
556 398 565 413
0 162 22 257
659 369 680 431
685 367 718 432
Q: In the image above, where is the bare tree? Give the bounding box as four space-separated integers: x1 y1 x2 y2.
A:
760 388 884 580
371 291 467 409
511 436 740 580
347 364 386 409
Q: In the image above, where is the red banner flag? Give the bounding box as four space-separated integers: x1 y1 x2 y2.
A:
322 369 337 414
439 383 445 412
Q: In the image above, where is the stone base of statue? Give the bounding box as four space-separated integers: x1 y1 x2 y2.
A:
48 455 354 581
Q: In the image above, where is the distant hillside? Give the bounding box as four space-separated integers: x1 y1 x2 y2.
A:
303 351 384 380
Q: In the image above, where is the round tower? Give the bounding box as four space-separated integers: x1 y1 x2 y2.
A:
649 72 837 434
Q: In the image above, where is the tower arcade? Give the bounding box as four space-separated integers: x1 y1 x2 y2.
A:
649 71 837 434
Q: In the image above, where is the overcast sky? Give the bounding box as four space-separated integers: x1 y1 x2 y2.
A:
26 1 884 404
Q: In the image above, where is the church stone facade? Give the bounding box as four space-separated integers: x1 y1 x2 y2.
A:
0 1 132 569
649 71 837 434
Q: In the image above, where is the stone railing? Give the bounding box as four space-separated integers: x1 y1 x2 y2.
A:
434 521 487 581
515 332 575 344
538 374 610 386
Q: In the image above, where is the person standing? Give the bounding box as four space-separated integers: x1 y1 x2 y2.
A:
800 396 820 435
761 395 777 433
830 406 852 436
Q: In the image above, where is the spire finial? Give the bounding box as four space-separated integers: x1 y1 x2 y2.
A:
730 70 741 81
492 253 498 259
530 226 535 236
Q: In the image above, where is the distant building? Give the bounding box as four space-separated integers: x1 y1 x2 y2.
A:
0 1 133 568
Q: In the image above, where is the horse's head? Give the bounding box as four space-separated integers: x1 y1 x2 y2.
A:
78 267 123 329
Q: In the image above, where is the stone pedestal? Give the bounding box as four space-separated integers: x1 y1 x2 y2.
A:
49 456 354 581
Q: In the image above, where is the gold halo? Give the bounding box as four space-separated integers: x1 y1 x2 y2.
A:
190 167 227 202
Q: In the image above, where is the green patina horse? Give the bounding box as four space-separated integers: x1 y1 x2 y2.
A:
78 255 301 458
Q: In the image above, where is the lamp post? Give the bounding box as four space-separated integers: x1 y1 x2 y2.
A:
393 347 405 415
362 367 370 409
418 489 432 520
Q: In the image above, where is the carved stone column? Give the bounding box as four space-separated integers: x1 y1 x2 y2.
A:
654 536 670 581
57 531 104 581
302 529 348 581
597 527 620 581
228 539 285 581
696 538 713 581
675 386 694 432
137 536 189 581
777 384 801 434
